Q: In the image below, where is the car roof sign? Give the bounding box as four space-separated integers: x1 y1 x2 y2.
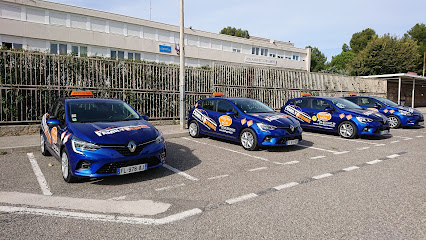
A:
349 92 357 96
301 93 311 97
71 91 93 98
213 92 224 97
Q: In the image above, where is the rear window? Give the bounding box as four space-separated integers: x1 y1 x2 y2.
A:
201 99 216 111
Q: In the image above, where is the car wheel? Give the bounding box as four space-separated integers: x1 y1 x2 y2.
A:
338 121 357 139
388 115 401 128
40 134 51 156
61 149 77 183
240 128 258 151
189 120 201 138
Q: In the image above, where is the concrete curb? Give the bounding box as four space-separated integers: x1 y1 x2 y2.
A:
0 132 188 154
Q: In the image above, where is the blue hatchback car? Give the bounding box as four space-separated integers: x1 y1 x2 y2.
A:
40 91 166 182
281 94 390 139
343 95 424 128
187 93 302 151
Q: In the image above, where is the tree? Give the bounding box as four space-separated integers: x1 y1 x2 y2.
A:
405 23 426 74
307 46 327 72
329 51 356 71
342 43 351 52
350 34 420 76
220 26 250 39
350 28 377 53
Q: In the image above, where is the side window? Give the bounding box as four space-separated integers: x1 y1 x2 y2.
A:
201 99 216 111
346 97 359 104
217 100 236 114
293 98 310 108
360 98 376 107
55 102 66 128
50 101 59 115
311 99 331 110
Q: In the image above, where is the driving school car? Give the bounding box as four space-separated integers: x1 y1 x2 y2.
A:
187 93 302 151
281 93 390 139
40 91 166 182
343 94 424 128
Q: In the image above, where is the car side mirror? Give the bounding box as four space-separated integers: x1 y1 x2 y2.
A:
374 104 381 109
226 111 237 117
46 118 60 127
142 115 149 121
324 107 334 112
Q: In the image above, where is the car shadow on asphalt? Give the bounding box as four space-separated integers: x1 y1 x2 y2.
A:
303 128 393 141
79 142 201 185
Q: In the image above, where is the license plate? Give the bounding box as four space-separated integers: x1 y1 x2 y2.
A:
286 139 299 145
419 121 424 126
380 130 389 135
117 163 147 175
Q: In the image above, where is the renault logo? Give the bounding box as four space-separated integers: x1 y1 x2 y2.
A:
127 141 137 153
289 124 295 132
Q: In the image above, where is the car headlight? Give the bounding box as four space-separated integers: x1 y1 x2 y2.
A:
71 136 100 155
257 122 277 131
399 110 412 116
155 131 164 143
356 116 374 123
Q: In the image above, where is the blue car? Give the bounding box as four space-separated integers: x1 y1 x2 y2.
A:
281 93 390 139
343 95 424 128
40 91 166 182
187 93 302 151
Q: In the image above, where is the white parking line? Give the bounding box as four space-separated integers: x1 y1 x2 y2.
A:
155 183 185 191
273 182 299 190
342 166 359 172
108 196 126 201
393 136 413 140
387 154 400 159
225 193 258 205
416 135 424 138
296 144 348 155
303 132 384 146
273 161 299 165
357 147 370 150
312 173 333 180
207 175 229 180
310 156 325 159
26 153 52 196
0 205 202 225
162 164 199 181
366 159 382 165
390 140 400 144
248 167 267 172
183 137 270 162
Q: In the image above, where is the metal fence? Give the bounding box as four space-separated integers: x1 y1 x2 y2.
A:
0 51 386 123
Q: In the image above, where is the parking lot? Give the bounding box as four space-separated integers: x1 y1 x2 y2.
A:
1 127 425 239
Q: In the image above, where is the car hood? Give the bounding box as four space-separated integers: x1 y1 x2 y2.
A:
68 120 158 145
247 112 300 127
344 109 387 121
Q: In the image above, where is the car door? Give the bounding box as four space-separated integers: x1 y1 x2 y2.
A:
291 98 314 128
194 99 218 134
310 99 339 131
50 101 67 157
211 99 241 140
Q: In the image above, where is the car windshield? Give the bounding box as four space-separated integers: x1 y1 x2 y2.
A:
329 98 362 110
230 99 274 113
375 97 399 107
68 100 140 123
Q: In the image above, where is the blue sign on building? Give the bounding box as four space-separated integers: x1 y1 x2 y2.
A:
159 45 172 53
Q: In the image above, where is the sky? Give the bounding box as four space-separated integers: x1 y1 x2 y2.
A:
47 0 426 62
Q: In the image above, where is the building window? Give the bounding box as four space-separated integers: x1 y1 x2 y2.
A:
13 43 22 49
232 49 241 53
80 46 87 57
72 46 79 55
111 50 117 58
277 56 283 59
128 52 133 60
252 47 260 55
2 42 12 49
293 55 299 61
50 43 58 54
59 44 67 55
118 51 124 60
2 42 21 50
135 53 141 61
260 48 268 56
269 53 276 58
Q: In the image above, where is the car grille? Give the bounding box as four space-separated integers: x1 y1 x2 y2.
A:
275 126 297 134
101 138 156 156
278 135 302 144
95 157 161 174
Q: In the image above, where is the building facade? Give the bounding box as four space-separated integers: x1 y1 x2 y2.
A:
0 0 310 70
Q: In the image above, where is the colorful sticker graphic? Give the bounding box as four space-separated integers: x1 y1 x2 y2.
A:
312 116 318 121
346 114 352 120
219 115 233 127
384 109 389 113
241 118 247 125
63 134 71 144
192 108 217 131
367 108 379 112
389 110 395 114
94 125 150 137
41 113 52 144
247 120 253 127
264 115 289 122
317 112 332 121
51 127 58 144
284 105 312 123
339 113 345 119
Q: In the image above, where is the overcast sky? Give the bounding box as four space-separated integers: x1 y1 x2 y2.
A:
47 0 425 62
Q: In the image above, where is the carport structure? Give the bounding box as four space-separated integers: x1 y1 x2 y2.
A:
362 73 426 108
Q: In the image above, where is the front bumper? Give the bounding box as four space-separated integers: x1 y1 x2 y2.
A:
357 121 391 136
66 141 166 178
255 127 303 147
400 114 424 127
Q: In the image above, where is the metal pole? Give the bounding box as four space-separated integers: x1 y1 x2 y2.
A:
412 79 415 108
398 77 401 105
179 0 185 130
423 52 425 77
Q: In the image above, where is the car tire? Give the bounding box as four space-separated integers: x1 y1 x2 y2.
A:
338 121 357 139
40 133 51 156
388 115 401 128
189 120 201 138
240 128 258 151
61 149 78 183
